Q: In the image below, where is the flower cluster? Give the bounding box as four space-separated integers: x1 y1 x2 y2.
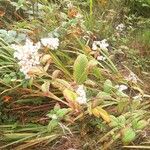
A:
12 37 60 79
97 55 106 61
116 23 125 32
75 85 87 104
92 39 109 51
126 72 137 83
41 37 59 50
12 39 41 79
133 94 142 101
115 84 128 92
92 39 109 62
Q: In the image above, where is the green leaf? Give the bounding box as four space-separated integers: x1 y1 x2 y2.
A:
3 133 35 142
96 91 112 100
118 115 126 127
73 54 88 84
56 108 70 118
110 115 126 128
54 103 61 111
122 127 136 144
116 91 128 97
103 79 113 93
117 99 129 113
133 120 148 130
47 120 58 132
110 115 119 127
87 59 98 71
92 67 102 79
49 51 72 78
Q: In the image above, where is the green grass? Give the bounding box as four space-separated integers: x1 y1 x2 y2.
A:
0 0 149 149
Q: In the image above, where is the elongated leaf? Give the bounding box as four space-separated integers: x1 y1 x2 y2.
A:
41 81 50 93
3 133 35 141
47 120 58 132
96 91 112 100
73 54 88 84
92 106 110 123
49 51 72 78
103 79 113 93
63 89 77 103
52 79 72 91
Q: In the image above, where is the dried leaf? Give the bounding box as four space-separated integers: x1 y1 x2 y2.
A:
52 79 72 91
68 7 78 18
41 81 50 93
2 96 12 103
63 89 77 103
92 106 110 123
0 10 5 17
63 88 80 111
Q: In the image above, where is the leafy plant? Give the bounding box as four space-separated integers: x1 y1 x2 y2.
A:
0 0 149 149
73 54 88 84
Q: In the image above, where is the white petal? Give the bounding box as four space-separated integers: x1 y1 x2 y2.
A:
115 84 128 92
133 95 142 100
118 85 128 92
13 38 41 79
41 37 59 50
92 43 97 50
97 56 106 61
76 96 87 104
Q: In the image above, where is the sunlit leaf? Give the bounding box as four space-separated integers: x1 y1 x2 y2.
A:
109 115 119 127
41 81 50 93
103 79 113 93
63 88 81 111
118 115 126 127
133 120 148 130
117 99 129 113
87 59 98 72
73 54 88 84
52 79 72 91
56 108 70 118
47 120 58 132
63 89 77 102
92 106 110 123
96 91 112 100
122 127 136 144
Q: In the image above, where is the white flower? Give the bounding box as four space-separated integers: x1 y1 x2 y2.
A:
92 41 99 50
12 38 41 79
41 37 59 50
76 85 87 104
97 55 106 61
116 84 128 92
51 114 58 120
116 23 125 32
92 39 109 51
100 39 109 49
133 94 142 101
126 72 137 83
